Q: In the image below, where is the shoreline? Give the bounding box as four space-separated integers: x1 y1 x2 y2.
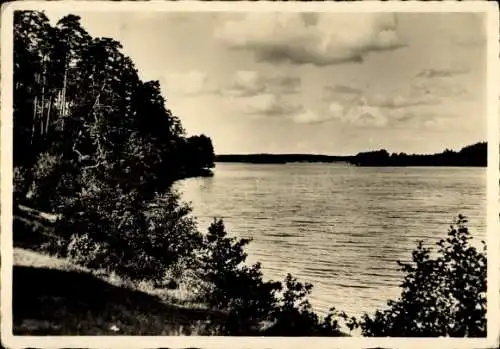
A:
214 161 486 168
215 142 487 167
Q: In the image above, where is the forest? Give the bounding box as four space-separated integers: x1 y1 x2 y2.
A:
216 154 352 163
215 142 486 166
11 11 486 337
13 10 215 214
351 142 487 167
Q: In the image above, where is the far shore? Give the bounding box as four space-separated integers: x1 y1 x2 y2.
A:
215 142 487 167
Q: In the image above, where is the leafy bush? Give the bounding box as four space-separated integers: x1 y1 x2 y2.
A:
13 166 29 202
265 274 343 336
193 219 282 334
194 219 344 336
54 186 202 284
66 233 108 268
355 215 486 337
24 152 63 209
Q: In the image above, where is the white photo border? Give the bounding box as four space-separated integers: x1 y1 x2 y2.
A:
1 1 499 348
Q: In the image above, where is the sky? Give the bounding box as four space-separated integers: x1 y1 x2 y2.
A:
46 10 488 155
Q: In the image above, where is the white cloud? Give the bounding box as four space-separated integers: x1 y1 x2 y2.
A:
241 94 276 114
223 70 266 97
366 93 441 109
214 13 406 66
239 94 303 116
389 108 457 129
326 101 388 128
344 105 388 127
326 89 441 113
423 116 453 130
161 70 215 96
329 102 345 119
221 70 301 97
292 110 325 124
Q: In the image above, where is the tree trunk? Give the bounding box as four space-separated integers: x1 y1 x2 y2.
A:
31 96 38 145
45 97 52 135
40 60 47 136
61 67 67 118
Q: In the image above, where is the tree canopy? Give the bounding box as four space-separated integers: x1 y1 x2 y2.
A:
13 10 215 282
14 10 215 210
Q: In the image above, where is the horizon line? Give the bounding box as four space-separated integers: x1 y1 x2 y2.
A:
215 140 487 158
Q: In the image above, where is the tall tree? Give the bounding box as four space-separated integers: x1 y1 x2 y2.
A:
13 11 217 280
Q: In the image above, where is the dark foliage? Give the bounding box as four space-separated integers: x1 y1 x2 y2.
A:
353 215 486 337
193 219 282 334
13 10 215 206
264 275 344 336
215 142 485 166
351 142 487 167
194 219 344 336
54 189 203 282
13 10 214 282
182 134 216 171
216 154 352 164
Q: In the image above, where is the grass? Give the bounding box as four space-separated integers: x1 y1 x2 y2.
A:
12 209 228 336
12 206 353 336
13 247 227 335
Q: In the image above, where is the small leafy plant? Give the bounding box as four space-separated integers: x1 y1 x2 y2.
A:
355 215 486 337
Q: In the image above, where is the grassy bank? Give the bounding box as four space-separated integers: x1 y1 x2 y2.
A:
12 204 226 335
12 210 351 336
13 247 226 335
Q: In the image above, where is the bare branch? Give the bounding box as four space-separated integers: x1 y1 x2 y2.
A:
71 82 109 169
117 215 128 231
72 130 90 162
82 162 102 170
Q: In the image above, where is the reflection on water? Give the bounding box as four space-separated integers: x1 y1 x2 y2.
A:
175 163 486 317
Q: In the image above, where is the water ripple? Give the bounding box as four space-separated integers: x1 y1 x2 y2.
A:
176 163 486 317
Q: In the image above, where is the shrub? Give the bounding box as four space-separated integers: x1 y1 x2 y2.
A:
66 233 109 269
356 215 486 337
13 166 29 202
195 219 344 336
265 274 343 336
54 185 202 285
18 153 81 213
24 152 63 209
194 219 282 334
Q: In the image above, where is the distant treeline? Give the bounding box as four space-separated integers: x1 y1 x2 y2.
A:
216 142 487 167
216 154 353 164
351 142 487 167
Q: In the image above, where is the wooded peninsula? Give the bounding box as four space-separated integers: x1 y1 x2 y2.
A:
216 141 487 167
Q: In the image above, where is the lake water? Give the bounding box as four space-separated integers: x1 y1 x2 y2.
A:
175 163 487 318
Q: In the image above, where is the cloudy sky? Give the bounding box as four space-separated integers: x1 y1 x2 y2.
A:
46 10 487 155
